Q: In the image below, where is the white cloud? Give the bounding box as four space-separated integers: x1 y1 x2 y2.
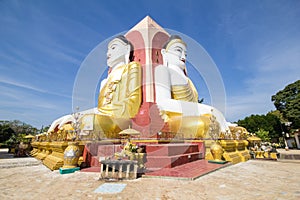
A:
226 34 300 122
0 77 72 99
0 77 46 93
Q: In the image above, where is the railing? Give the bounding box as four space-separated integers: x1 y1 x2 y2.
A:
99 159 138 180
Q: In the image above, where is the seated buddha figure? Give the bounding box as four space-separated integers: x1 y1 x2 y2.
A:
48 35 142 139
80 35 142 138
155 35 229 138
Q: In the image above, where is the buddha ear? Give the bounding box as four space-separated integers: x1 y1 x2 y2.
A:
161 49 168 66
125 45 131 64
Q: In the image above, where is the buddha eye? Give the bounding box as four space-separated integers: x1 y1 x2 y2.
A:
111 44 116 50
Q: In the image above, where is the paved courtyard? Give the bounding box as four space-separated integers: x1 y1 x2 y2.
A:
0 149 300 200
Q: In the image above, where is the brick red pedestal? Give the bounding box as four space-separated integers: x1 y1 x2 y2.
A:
145 143 205 170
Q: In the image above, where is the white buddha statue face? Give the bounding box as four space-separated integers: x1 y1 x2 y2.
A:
107 38 130 68
161 40 187 70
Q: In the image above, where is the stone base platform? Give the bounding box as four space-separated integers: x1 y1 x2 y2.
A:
145 143 204 169
277 149 300 162
205 140 251 164
43 153 64 170
82 140 205 168
81 140 205 177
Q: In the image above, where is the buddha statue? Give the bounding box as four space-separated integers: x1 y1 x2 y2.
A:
97 35 141 119
82 35 142 138
48 35 142 139
154 35 229 138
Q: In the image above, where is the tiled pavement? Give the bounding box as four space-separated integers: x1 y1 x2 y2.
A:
143 160 231 180
1 148 300 199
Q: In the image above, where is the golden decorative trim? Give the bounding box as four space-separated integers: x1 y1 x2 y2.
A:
165 39 186 51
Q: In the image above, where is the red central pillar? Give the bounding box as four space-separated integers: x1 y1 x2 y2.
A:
125 16 169 138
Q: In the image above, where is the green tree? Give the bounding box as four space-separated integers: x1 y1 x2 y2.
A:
271 80 300 128
6 120 38 135
0 120 38 144
255 129 271 142
237 113 281 141
269 110 288 123
40 125 50 133
0 123 15 143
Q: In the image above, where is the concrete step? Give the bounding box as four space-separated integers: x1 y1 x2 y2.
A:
277 149 300 161
146 143 200 156
145 143 204 169
278 153 300 160
144 159 231 180
145 152 203 169
0 157 41 168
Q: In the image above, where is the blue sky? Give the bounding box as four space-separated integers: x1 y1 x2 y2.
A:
1 0 299 129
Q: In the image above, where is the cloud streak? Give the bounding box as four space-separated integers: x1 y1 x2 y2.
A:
0 77 72 99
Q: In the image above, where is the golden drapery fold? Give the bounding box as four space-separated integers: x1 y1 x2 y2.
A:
171 78 198 102
79 62 142 139
97 61 142 118
161 76 213 139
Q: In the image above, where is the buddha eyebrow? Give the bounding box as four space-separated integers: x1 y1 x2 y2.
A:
109 43 117 48
174 46 183 50
174 47 187 54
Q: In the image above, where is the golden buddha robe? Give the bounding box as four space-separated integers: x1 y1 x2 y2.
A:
97 61 142 118
167 114 211 138
171 79 198 102
81 62 142 139
163 77 211 139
